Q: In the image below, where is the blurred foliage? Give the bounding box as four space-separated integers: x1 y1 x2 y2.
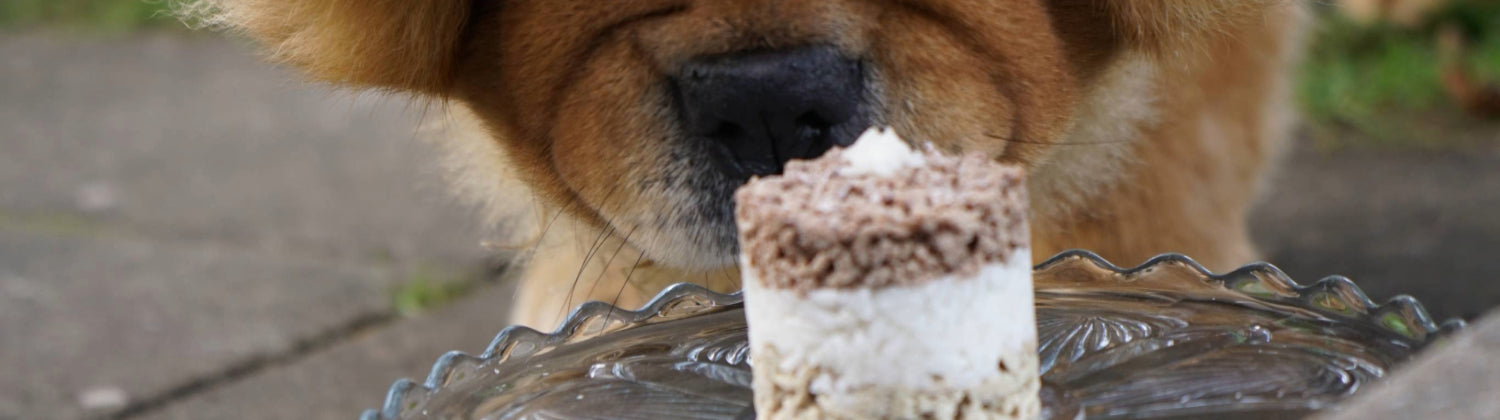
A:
1301 1 1500 148
0 0 176 32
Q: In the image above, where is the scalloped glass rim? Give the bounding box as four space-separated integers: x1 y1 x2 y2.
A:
358 250 1466 420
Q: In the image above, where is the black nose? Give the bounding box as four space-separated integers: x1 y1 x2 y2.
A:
674 47 869 177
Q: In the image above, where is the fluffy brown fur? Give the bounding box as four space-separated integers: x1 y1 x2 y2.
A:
196 0 1305 329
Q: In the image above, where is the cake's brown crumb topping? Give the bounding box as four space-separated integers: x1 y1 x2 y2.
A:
734 146 1027 291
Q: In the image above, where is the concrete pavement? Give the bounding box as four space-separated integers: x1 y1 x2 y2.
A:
0 33 505 420
2 32 1497 419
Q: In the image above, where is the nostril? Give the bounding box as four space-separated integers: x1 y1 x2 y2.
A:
794 111 831 144
674 46 869 176
709 122 743 140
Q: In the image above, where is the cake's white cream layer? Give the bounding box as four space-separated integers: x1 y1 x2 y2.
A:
743 248 1034 393
838 127 927 177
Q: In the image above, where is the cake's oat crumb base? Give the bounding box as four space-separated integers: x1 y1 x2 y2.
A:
751 346 1042 420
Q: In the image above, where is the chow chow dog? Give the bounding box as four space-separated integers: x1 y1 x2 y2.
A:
196 1 1304 328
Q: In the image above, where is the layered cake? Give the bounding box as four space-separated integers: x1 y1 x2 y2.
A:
735 128 1039 420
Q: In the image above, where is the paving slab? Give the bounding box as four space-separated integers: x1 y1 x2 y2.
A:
1320 309 1500 419
0 33 493 267
142 279 518 420
1251 141 1500 320
0 227 401 420
0 33 505 420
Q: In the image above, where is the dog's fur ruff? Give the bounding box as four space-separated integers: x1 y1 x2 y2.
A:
194 0 1306 329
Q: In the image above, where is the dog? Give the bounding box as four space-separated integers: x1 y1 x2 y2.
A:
197 0 1305 329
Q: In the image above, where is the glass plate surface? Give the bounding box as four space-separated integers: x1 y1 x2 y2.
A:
361 251 1464 420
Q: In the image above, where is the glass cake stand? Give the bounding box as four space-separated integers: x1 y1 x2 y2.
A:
360 251 1464 420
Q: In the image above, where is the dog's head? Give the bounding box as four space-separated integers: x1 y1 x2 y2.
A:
205 0 1278 269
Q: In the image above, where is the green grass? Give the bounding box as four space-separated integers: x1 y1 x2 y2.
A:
0 0 179 32
391 265 475 317
0 211 118 238
1299 2 1500 148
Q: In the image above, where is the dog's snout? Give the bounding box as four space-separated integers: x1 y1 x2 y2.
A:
674 47 869 177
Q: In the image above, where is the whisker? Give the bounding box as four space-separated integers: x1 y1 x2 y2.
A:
558 225 616 324
605 252 649 333
582 227 639 303
728 261 742 290
507 207 565 253
476 191 570 253
499 181 619 255
552 183 627 322
559 182 625 248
